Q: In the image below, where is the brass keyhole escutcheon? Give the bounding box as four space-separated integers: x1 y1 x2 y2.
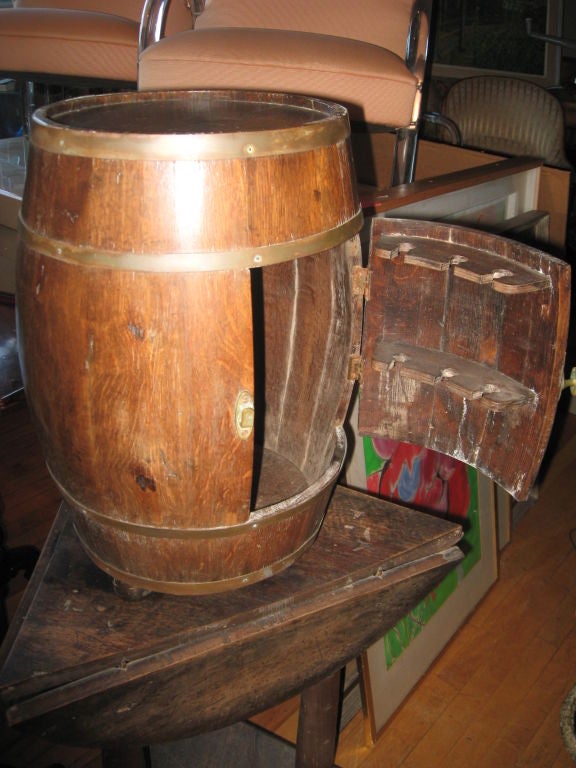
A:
235 390 255 440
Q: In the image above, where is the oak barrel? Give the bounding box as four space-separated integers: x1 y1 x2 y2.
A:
16 90 363 594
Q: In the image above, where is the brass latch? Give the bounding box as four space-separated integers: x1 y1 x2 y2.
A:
234 390 255 440
352 266 371 300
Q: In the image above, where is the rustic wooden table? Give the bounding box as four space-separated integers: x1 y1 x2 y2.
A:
0 485 462 767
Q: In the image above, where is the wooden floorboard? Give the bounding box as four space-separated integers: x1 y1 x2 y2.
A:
1 400 575 766
330 408 576 768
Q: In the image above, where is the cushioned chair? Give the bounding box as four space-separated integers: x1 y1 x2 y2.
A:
0 0 193 85
138 0 434 185
440 75 571 170
0 0 193 132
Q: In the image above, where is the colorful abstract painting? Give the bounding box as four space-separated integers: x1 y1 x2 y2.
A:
363 436 481 668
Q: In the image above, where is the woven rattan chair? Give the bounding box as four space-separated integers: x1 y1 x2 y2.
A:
441 75 571 170
0 1 194 86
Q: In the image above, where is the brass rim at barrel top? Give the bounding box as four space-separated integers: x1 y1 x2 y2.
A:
19 211 364 271
31 89 352 161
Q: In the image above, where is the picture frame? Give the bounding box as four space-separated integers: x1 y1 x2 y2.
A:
358 455 497 742
343 390 499 741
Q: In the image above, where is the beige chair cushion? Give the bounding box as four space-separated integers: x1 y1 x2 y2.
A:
196 0 416 60
14 0 145 21
13 0 194 36
0 9 139 82
138 28 418 125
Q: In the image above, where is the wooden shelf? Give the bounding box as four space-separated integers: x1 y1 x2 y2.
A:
371 340 535 411
372 233 551 294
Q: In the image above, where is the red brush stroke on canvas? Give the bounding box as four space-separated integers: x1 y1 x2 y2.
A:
366 439 470 518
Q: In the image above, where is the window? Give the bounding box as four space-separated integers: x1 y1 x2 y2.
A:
432 0 563 86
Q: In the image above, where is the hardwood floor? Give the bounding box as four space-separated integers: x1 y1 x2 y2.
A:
331 400 576 768
1 396 576 767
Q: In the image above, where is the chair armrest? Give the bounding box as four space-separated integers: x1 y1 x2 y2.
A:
139 0 201 54
421 112 462 145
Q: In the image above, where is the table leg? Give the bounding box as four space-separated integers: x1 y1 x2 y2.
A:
295 668 342 768
101 745 150 768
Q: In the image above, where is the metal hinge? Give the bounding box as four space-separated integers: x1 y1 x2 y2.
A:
352 266 371 300
348 355 364 382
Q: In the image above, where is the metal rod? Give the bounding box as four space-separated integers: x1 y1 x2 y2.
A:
525 18 576 51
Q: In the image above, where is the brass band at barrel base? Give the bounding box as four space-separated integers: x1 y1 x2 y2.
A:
74 521 325 595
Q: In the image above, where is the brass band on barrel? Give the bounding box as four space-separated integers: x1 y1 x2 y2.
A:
77 526 322 595
32 107 350 162
19 211 364 271
32 119 349 160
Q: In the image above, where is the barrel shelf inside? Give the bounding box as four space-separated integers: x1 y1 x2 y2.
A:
371 340 535 411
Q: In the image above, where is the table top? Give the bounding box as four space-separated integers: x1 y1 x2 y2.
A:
0 484 462 747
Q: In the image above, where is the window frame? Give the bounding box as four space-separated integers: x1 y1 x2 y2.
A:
431 0 563 87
